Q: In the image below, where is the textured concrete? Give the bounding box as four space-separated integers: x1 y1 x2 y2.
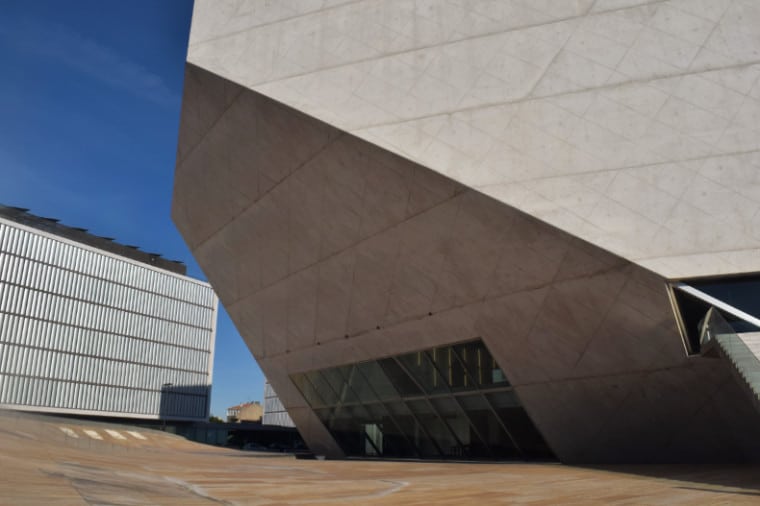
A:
3 409 760 505
186 0 760 280
173 66 760 463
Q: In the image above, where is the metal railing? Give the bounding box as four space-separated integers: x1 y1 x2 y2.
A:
700 307 760 399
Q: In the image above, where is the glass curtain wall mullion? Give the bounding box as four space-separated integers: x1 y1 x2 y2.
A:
392 355 468 458
310 370 345 427
333 365 369 405
421 349 496 459
362 428 383 457
478 390 526 458
330 365 386 456
447 345 525 458
351 363 422 458
323 366 359 405
292 371 329 410
441 378 503 458
380 356 447 458
290 338 554 461
400 402 446 458
363 400 421 458
382 400 441 458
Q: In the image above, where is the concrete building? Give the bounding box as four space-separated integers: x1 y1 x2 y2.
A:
0 205 217 421
226 401 263 423
173 1 760 462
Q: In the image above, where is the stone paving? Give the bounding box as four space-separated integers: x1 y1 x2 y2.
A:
1 410 759 505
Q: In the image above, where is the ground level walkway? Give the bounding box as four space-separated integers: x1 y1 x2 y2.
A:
0 409 758 505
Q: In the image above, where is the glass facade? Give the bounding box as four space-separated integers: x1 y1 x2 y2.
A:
291 339 554 460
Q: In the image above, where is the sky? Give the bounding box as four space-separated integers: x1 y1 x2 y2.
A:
0 0 264 418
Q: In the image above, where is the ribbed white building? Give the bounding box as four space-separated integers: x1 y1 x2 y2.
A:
0 206 217 421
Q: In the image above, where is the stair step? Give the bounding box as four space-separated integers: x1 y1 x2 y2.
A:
717 334 760 404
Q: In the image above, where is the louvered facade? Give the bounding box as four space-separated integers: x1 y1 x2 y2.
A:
0 211 217 421
262 381 295 428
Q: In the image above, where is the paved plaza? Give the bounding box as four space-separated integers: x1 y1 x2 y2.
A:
1 410 759 505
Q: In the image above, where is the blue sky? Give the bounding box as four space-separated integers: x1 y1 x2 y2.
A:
0 0 264 417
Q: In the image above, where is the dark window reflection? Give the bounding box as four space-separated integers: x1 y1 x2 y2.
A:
458 394 519 459
292 373 325 408
290 339 555 461
398 351 449 395
357 361 399 401
691 275 760 321
378 357 422 397
487 391 553 459
454 341 510 389
673 279 760 354
386 400 439 458
306 371 339 406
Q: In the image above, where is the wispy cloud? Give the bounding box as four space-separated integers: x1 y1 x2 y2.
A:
0 16 180 108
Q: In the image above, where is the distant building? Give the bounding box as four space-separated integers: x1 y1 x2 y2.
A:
262 382 294 428
0 205 217 421
226 401 262 423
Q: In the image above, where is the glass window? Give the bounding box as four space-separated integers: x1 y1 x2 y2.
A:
398 350 449 395
342 364 380 404
690 275 760 321
290 339 554 461
291 373 326 408
454 341 509 389
487 391 552 459
314 407 335 425
406 399 454 458
356 361 398 401
429 396 487 459
327 405 364 456
306 371 340 406
320 367 349 403
378 358 422 397
385 400 439 458
458 394 518 459
364 402 417 458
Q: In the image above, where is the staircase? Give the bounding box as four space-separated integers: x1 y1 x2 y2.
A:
699 306 760 411
719 331 760 398
670 282 760 411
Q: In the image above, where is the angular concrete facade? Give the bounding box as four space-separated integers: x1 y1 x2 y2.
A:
173 1 760 463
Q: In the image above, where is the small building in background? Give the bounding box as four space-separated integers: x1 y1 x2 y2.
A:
226 401 262 423
0 205 218 422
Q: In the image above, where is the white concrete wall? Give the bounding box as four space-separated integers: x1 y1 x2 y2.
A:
187 0 760 280
172 68 760 461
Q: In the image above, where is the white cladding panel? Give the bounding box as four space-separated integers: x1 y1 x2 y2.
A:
187 0 760 280
0 220 217 420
